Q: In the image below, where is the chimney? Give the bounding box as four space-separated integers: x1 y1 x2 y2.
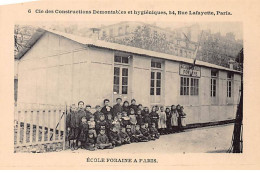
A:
228 59 235 69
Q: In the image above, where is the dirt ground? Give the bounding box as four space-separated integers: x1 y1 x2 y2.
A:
62 124 234 154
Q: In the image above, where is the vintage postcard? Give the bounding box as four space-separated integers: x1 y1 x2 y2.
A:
0 0 260 170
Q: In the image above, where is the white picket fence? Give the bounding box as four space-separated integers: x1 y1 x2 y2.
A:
14 103 67 153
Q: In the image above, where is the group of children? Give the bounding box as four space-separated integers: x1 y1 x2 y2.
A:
66 98 187 151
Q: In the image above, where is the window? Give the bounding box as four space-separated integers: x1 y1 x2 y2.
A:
190 78 199 95
113 55 129 95
113 67 128 95
211 70 218 97
227 80 232 97
227 72 233 97
114 55 129 64
151 61 161 69
150 71 161 96
180 77 190 95
180 77 200 96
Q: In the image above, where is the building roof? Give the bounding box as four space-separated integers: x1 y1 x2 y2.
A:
16 28 242 73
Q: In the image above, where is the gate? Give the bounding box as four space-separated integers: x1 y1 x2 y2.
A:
14 103 67 153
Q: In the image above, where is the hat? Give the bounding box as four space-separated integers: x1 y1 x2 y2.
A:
86 104 91 108
95 105 101 109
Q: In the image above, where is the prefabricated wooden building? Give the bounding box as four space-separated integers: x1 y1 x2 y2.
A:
16 29 242 125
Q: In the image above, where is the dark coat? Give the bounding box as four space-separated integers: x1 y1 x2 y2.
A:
112 104 123 117
78 123 89 142
101 106 112 116
93 111 102 122
136 114 143 125
140 127 150 137
66 111 81 128
122 106 130 115
143 113 151 126
96 134 109 144
77 109 86 123
129 104 138 113
85 110 93 121
96 120 107 132
109 131 121 141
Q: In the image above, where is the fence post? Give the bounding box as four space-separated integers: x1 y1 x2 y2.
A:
62 104 67 150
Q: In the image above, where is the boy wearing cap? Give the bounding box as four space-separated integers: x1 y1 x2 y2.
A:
96 127 114 149
109 126 122 147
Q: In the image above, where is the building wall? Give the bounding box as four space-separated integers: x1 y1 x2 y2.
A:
18 31 241 124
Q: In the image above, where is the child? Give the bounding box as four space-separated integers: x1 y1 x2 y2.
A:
88 116 97 137
143 107 151 127
66 104 80 151
101 99 112 117
165 107 172 134
129 99 138 114
179 106 187 132
158 106 167 135
140 123 151 141
150 106 159 128
136 109 143 126
137 104 143 112
85 132 96 151
122 101 130 115
85 105 93 121
93 105 102 122
129 108 137 133
121 111 130 128
96 113 107 134
109 126 122 147
112 116 121 132
119 127 131 144
78 116 89 149
112 98 123 118
106 113 113 132
134 124 148 142
117 112 123 127
96 127 114 149
142 106 149 117
126 125 138 143
171 105 179 133
150 123 160 140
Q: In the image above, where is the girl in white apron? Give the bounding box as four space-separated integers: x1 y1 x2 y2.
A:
170 105 179 133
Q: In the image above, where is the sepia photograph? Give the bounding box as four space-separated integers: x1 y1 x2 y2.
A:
13 21 243 154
